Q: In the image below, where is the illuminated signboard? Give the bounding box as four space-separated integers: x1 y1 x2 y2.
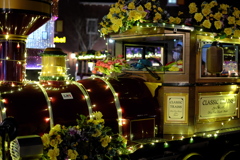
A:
54 36 66 43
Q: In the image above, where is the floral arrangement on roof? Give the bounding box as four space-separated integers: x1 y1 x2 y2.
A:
99 0 176 36
76 50 109 60
92 55 129 76
41 111 129 160
99 0 240 39
185 1 240 38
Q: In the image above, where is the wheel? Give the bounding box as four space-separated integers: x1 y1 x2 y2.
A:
220 150 240 160
181 152 204 160
1 118 17 141
0 117 18 160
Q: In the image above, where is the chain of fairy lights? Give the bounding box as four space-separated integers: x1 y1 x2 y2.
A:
0 94 6 120
90 75 123 134
33 81 54 128
71 81 93 115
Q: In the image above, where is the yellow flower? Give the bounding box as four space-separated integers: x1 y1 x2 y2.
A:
168 16 175 24
202 8 211 17
203 4 212 9
41 134 50 147
50 139 59 148
220 4 229 11
111 23 120 32
109 7 115 14
236 20 240 26
100 136 111 147
101 28 108 35
158 7 163 12
194 13 203 22
224 28 232 35
120 5 126 12
128 2 135 9
140 11 147 19
202 19 211 29
175 17 181 24
144 2 152 10
47 148 59 160
107 13 113 19
209 1 218 7
56 134 63 144
234 30 240 37
116 7 121 14
49 124 61 136
214 21 222 30
137 5 144 12
92 119 104 125
87 119 94 124
232 9 240 18
128 10 142 21
83 155 88 159
92 129 102 137
213 12 222 21
153 12 162 22
67 149 79 160
189 2 198 14
92 111 103 120
227 16 235 24
178 11 183 16
111 18 123 27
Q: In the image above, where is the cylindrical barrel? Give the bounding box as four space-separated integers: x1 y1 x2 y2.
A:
0 82 51 136
0 38 26 82
207 44 224 74
0 0 51 83
78 76 160 137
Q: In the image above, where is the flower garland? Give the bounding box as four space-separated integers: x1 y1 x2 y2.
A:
99 0 240 39
99 0 174 36
41 111 129 160
92 55 129 76
186 1 240 38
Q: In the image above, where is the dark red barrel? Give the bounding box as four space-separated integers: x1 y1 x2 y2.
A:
42 81 90 127
78 76 160 140
0 82 50 136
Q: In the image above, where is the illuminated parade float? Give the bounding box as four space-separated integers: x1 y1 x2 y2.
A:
1 0 240 160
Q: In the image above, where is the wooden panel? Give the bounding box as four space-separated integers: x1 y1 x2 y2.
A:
130 118 155 140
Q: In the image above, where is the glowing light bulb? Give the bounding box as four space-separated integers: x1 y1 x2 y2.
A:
2 107 6 113
45 118 50 122
190 137 194 143
164 142 168 148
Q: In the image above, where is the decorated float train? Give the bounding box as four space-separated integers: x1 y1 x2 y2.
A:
1 0 240 160
4 32 240 159
0 1 158 159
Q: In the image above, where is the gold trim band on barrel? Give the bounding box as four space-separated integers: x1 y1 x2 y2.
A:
0 34 27 41
0 0 51 15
